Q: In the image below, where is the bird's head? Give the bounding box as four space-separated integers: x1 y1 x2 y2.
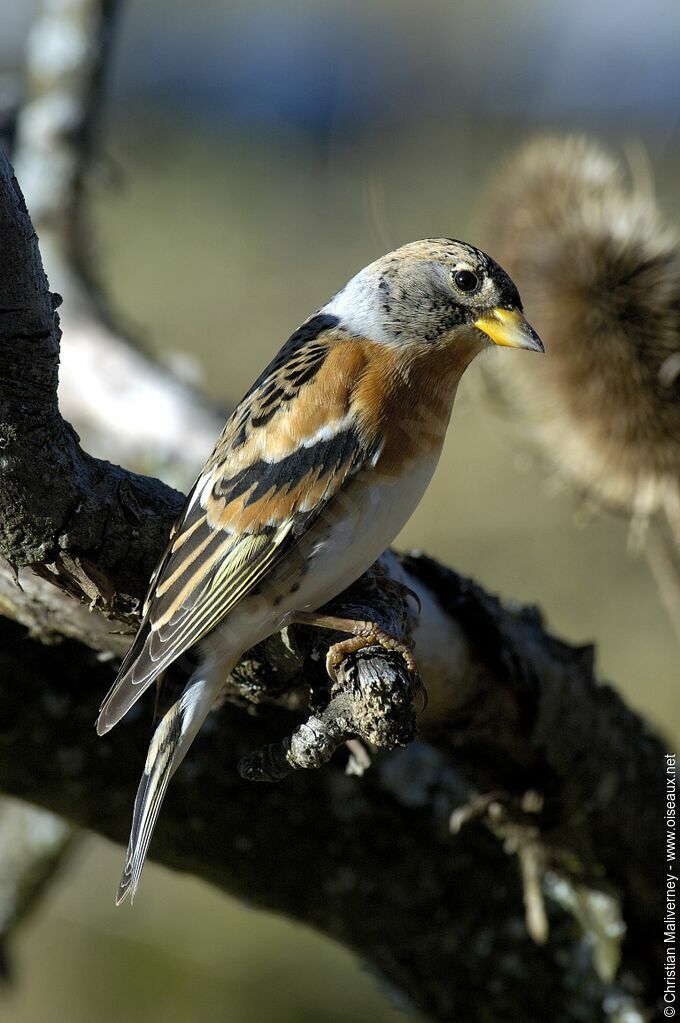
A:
324 238 544 360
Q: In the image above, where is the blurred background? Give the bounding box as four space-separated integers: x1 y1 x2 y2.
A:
1 1 678 1020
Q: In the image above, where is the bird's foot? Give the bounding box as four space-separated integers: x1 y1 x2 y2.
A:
325 622 417 683
279 608 423 706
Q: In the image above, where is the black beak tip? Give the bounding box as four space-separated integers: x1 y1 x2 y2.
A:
527 324 545 353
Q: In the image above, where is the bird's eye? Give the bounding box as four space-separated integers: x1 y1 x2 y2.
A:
453 270 479 293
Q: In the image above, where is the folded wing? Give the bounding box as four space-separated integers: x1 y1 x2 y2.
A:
97 320 376 734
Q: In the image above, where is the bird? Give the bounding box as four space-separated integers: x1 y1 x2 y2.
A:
96 237 543 903
479 135 680 632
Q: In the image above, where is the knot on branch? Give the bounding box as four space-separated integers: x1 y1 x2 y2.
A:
238 645 418 782
236 559 420 781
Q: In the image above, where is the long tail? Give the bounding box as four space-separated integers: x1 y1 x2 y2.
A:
116 662 229 905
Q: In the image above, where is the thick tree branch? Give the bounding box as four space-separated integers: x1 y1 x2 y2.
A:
0 149 182 620
0 564 663 1022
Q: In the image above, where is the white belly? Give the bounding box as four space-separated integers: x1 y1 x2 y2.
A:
292 453 440 610
206 452 440 660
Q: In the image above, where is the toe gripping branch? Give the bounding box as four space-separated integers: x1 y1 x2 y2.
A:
237 562 421 782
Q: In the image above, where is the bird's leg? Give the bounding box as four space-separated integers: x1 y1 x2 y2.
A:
280 610 417 682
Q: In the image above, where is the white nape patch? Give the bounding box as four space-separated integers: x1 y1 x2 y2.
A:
322 267 393 343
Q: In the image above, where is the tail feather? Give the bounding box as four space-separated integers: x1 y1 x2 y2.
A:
96 620 162 736
116 668 225 904
97 668 164 737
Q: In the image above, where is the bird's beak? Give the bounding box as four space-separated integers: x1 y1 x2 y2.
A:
473 307 544 353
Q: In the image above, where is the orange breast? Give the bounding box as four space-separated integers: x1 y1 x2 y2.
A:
349 339 463 478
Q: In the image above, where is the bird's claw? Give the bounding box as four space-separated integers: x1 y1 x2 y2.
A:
325 621 418 682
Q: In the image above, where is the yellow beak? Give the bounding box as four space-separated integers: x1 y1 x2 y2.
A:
473 307 544 353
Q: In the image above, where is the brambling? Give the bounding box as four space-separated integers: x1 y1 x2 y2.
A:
96 238 543 903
